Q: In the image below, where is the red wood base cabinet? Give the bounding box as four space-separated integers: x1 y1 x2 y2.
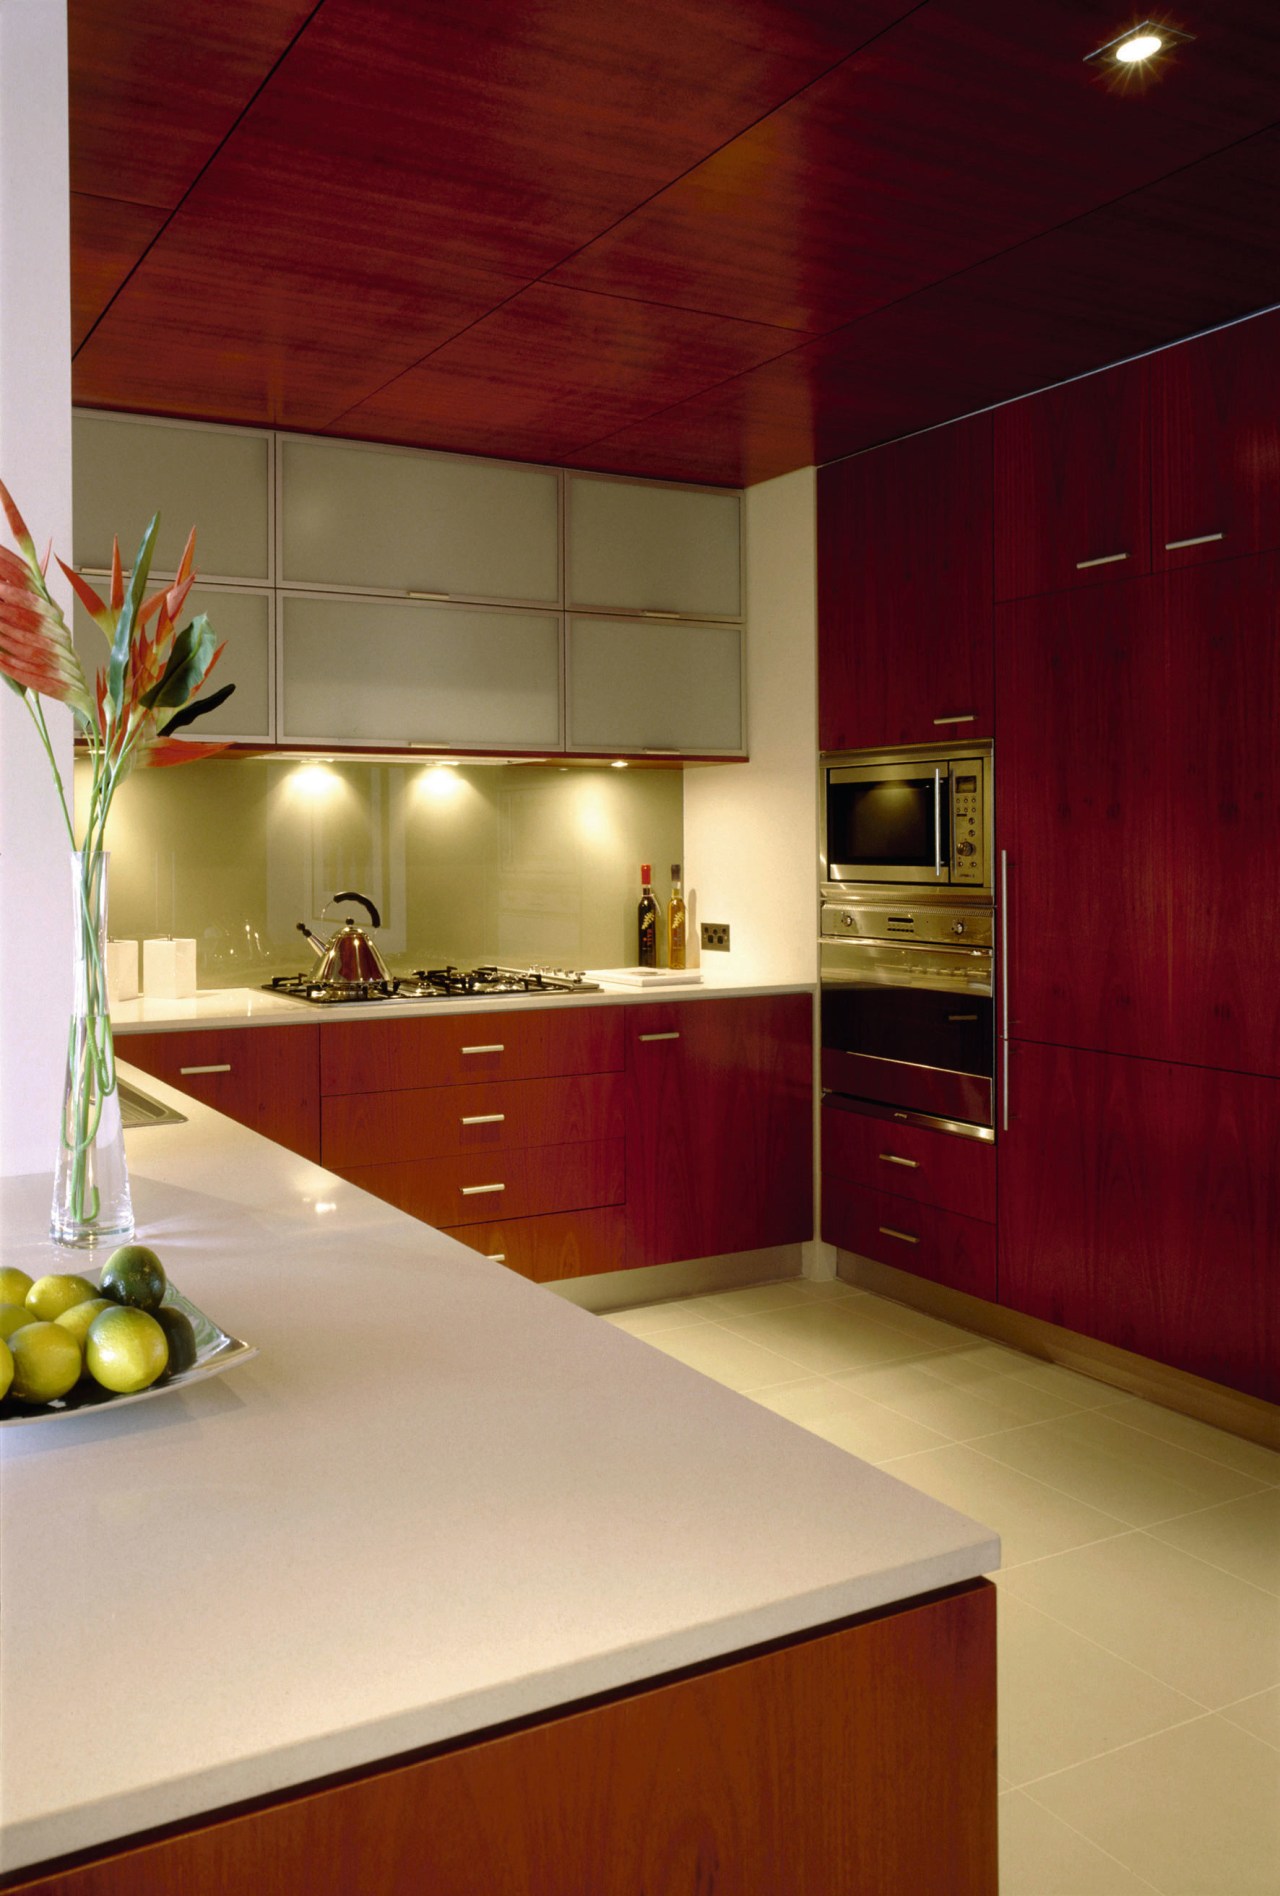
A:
121 1025 321 1163
999 1040 1279 1403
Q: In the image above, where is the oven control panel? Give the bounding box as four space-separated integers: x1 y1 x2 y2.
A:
951 771 984 884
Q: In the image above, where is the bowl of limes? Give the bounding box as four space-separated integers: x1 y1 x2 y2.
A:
0 1246 255 1424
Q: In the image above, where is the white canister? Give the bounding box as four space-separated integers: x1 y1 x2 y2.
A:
105 939 140 1004
142 937 198 998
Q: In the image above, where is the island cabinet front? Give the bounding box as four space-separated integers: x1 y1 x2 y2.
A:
121 1025 321 1163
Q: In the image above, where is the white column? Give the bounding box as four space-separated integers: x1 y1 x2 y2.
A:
0 0 74 1176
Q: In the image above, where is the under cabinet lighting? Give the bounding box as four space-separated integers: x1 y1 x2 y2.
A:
1085 19 1194 68
611 760 629 769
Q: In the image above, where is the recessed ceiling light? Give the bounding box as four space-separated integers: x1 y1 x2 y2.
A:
1116 30 1164 60
1084 19 1194 67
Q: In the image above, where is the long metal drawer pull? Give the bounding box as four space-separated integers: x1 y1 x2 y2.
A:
932 713 976 725
879 1225 920 1246
460 1182 505 1196
1000 849 1011 1131
638 1031 681 1042
1075 551 1128 569
947 1012 978 1022
461 1044 504 1055
179 1063 231 1075
461 1113 505 1125
878 1152 919 1169
933 767 943 879
406 589 451 600
486 1253 507 1263
1164 531 1224 550
641 609 681 619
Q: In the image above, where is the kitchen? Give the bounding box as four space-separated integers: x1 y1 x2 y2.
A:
1 4 1278 1893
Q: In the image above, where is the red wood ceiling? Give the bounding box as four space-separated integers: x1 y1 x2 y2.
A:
69 0 1280 485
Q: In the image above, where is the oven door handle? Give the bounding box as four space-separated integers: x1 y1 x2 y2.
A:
933 767 943 878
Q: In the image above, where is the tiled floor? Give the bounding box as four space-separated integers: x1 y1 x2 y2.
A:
602 1278 1280 1896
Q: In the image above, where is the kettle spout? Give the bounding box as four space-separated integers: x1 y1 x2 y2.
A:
297 921 326 954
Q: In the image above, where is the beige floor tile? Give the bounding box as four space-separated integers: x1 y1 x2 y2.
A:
882 1442 1126 1569
709 1303 958 1375
600 1303 711 1337
1219 1687 1280 1752
1147 1490 1280 1598
925 1345 1117 1411
1000 1790 1161 1894
800 1398 950 1464
841 1297 978 1350
680 1280 812 1317
639 1322 808 1393
1096 1394 1280 1486
974 1408 1267 1529
1000 1534 1280 1708
998 1593 1203 1787
749 1375 886 1425
830 1358 1090 1437
1027 1715 1280 1896
792 1277 864 1301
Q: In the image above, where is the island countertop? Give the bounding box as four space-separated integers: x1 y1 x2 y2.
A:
0 1066 997 1878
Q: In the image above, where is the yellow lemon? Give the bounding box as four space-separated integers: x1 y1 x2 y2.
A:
99 1244 167 1313
9 1321 82 1403
86 1306 168 1395
0 1303 35 1342
0 1267 33 1305
25 1273 99 1322
55 1296 113 1357
0 1336 12 1401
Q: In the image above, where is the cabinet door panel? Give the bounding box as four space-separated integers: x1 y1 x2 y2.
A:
1152 308 1280 569
342 1139 624 1228
322 1073 626 1169
1165 556 1280 1076
121 1026 319 1162
320 1008 624 1096
73 585 273 743
441 1208 628 1282
821 1101 995 1222
995 359 1149 601
823 1179 997 1304
566 616 743 756
996 579 1172 1060
999 1041 1279 1401
567 476 740 619
818 414 993 751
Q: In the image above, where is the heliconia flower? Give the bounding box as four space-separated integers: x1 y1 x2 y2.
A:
0 541 93 719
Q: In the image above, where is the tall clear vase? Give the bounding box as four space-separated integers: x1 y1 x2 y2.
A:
50 850 133 1248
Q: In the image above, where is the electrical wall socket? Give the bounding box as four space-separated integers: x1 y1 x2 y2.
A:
700 922 731 952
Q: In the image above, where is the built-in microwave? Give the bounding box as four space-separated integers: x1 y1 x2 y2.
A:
820 742 992 896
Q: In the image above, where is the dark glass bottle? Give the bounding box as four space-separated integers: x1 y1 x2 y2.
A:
637 863 659 968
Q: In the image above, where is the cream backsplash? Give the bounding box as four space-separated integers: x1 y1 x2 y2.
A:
76 757 684 987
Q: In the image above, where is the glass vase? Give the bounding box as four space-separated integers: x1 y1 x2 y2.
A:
50 850 133 1248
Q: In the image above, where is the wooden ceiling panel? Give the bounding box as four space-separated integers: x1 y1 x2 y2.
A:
70 193 167 351
549 0 1280 335
329 285 809 461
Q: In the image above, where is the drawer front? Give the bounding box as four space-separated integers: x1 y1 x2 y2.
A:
341 1139 625 1227
823 1179 997 1303
320 1006 625 1096
122 1026 320 1163
821 1101 995 1222
440 1208 628 1282
322 1072 626 1169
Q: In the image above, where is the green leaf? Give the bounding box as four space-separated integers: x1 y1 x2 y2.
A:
158 680 235 734
139 613 216 712
105 513 159 717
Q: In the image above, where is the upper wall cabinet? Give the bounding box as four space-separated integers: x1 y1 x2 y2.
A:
567 476 741 621
278 437 560 605
994 358 1150 601
71 584 274 746
73 413 272 582
566 617 743 757
817 413 993 751
1151 307 1280 571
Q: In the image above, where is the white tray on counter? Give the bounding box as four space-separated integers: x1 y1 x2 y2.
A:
592 967 703 987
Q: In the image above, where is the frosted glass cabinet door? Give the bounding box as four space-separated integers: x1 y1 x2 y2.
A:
567 617 744 756
567 476 742 619
71 586 274 744
73 413 271 580
279 438 560 603
279 596 561 749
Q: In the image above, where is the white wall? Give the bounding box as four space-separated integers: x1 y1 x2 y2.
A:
0 0 75 1175
683 466 818 986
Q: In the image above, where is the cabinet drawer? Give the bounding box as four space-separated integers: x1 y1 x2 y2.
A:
340 1139 625 1228
322 1072 625 1169
320 1006 624 1095
440 1208 628 1282
823 1180 997 1303
821 1102 995 1222
121 1026 320 1163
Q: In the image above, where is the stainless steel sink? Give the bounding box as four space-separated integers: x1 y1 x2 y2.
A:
118 1079 187 1129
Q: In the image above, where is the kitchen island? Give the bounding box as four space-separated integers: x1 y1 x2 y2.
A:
0 1067 998 1894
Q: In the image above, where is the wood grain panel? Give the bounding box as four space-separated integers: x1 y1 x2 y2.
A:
2 1583 996 1896
69 193 168 351
342 1139 625 1227
824 1179 998 1303
440 1207 628 1281
319 1007 624 1097
322 1071 626 1170
822 1102 996 1223
121 1027 320 1162
999 1041 1279 1401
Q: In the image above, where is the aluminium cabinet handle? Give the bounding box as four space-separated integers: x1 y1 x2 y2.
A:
486 1253 507 1263
947 1012 978 1022
1000 849 1010 1132
638 1031 681 1042
461 1113 505 1125
878 1225 920 1246
932 713 976 725
878 1153 919 1169
1164 531 1224 550
460 1182 505 1196
461 1044 504 1055
406 590 452 600
933 768 943 879
1075 551 1129 570
642 749 681 756
179 1063 231 1075
641 609 681 619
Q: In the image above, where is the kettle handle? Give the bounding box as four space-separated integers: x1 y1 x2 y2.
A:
331 889 381 930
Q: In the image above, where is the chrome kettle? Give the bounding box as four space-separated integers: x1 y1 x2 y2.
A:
297 891 392 987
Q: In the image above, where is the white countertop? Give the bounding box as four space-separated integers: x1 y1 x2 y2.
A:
110 972 815 1033
0 1066 996 1875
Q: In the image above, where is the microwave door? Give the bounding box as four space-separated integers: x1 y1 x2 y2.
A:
827 764 951 885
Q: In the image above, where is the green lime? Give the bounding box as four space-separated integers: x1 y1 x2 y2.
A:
0 1303 35 1341
0 1336 12 1401
55 1297 113 1358
154 1306 198 1377
99 1244 167 1313
25 1273 100 1321
0 1267 33 1305
9 1321 82 1403
86 1306 168 1394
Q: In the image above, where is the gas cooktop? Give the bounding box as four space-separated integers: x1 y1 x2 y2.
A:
264 965 601 1006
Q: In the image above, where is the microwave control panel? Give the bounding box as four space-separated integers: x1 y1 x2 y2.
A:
952 772 984 884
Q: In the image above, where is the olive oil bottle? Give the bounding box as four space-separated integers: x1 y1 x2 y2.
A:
666 863 686 970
